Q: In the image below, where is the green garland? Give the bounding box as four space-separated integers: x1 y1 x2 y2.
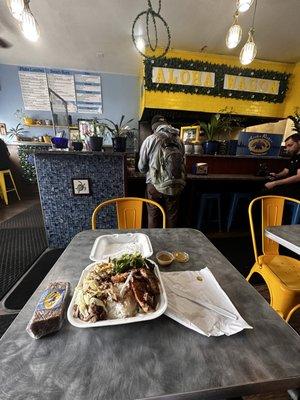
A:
18 145 49 183
144 57 290 103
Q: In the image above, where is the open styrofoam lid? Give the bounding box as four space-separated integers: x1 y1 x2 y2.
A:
89 233 153 261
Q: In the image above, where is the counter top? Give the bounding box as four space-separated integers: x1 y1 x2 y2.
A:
128 170 266 181
186 154 288 160
35 150 127 156
8 142 52 146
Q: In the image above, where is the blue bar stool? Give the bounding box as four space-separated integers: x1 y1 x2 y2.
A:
227 192 252 232
287 201 300 224
197 193 222 232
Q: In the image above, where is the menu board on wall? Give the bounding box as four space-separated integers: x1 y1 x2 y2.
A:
75 73 102 114
18 67 102 114
19 67 51 111
47 69 77 113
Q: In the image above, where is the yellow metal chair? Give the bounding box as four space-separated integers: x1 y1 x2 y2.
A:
0 169 21 205
247 195 300 321
92 197 166 229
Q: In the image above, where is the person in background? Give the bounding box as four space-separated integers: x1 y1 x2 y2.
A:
0 138 10 170
138 115 186 228
265 133 300 199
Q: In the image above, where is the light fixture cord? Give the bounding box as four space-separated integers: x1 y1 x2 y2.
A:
251 0 258 31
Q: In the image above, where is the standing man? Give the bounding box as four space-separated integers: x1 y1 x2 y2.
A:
265 133 300 199
138 115 186 228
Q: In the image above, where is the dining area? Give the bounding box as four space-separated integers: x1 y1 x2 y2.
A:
1 195 300 400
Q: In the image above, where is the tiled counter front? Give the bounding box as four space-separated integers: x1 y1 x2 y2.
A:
35 152 126 248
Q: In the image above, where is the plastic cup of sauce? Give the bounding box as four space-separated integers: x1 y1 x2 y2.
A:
156 251 174 266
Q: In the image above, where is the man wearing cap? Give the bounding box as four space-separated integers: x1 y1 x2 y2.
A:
264 133 300 199
138 115 185 228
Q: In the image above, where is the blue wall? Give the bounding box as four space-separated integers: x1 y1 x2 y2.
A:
0 63 139 140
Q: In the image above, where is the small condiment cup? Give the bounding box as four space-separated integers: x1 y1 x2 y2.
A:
172 251 189 263
156 251 174 266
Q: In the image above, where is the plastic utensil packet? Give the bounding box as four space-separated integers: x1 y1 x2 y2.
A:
26 282 70 339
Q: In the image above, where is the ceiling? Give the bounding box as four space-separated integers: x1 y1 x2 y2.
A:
0 0 299 76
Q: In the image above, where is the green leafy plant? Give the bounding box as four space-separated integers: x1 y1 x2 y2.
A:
288 110 300 133
8 123 26 140
200 109 242 141
100 115 136 137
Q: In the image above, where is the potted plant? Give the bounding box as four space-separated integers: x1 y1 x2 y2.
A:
288 110 300 133
101 115 136 152
84 119 107 151
8 123 27 141
200 114 223 155
200 110 242 155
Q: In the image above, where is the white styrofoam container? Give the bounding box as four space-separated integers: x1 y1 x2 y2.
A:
89 233 153 261
67 260 167 328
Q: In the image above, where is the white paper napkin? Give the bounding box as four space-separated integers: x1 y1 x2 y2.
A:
161 268 252 337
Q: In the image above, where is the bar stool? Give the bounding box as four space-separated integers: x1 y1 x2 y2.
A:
227 192 252 232
287 201 300 224
0 169 21 205
197 193 222 232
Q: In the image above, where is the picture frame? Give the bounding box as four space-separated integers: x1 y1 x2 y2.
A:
78 119 95 140
72 178 91 196
0 123 7 135
180 125 200 143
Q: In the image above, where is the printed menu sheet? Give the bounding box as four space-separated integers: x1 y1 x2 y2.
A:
75 73 102 114
47 69 77 113
18 67 51 111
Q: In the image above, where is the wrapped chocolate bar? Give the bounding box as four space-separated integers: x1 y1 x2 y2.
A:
26 282 70 339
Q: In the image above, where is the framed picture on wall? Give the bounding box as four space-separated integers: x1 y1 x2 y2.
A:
0 123 7 135
180 125 200 143
72 178 91 196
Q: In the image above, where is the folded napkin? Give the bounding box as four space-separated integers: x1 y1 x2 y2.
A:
161 268 252 337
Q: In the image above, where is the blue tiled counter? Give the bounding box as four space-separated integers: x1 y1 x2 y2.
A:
35 151 126 248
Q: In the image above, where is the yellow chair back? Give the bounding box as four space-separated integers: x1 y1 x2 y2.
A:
247 195 300 321
92 197 166 229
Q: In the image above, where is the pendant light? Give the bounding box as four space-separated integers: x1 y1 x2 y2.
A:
239 28 257 65
20 1 40 42
237 0 254 13
226 12 242 49
6 0 25 21
132 0 171 59
239 0 258 65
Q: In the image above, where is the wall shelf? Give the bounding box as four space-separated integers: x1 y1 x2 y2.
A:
24 124 78 129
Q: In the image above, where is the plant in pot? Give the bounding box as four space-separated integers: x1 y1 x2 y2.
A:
288 110 300 134
101 115 136 152
200 114 223 155
200 110 242 155
8 123 27 141
85 119 107 151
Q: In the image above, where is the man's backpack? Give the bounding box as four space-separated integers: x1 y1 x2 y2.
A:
150 132 186 196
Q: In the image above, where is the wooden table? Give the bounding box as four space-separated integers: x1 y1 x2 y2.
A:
265 225 300 255
1 228 300 400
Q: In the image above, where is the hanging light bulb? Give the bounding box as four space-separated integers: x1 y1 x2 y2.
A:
226 12 242 49
136 36 145 52
240 29 257 65
6 0 25 21
237 0 254 12
20 4 40 42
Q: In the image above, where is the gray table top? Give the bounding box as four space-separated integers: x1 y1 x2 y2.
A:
265 225 300 255
1 228 300 400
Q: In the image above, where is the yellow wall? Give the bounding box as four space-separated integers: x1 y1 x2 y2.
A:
141 49 296 119
284 62 300 117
